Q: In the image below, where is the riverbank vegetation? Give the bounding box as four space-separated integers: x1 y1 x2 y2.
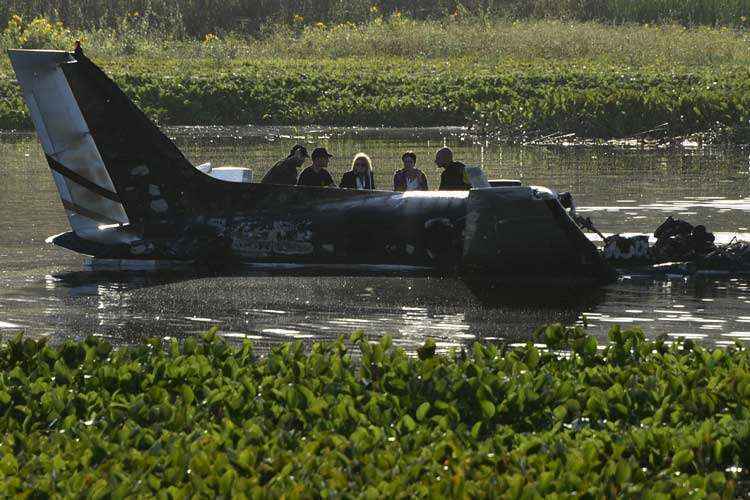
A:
2 0 749 36
0 325 747 495
1 12 749 141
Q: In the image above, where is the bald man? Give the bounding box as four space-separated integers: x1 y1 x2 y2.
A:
435 147 471 190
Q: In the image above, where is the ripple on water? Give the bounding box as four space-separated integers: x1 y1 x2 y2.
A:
262 328 314 339
185 317 217 323
657 316 726 323
218 332 264 340
722 332 750 339
2 130 750 353
668 333 708 339
599 317 654 323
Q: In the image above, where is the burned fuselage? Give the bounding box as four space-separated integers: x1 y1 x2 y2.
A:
10 47 614 285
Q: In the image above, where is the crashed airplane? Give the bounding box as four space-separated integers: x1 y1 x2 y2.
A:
8 47 614 286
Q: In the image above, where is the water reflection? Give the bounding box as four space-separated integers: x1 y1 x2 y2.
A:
580 274 750 345
0 264 744 353
3 266 600 352
0 127 749 352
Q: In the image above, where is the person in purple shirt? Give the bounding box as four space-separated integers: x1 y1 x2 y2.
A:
393 151 428 191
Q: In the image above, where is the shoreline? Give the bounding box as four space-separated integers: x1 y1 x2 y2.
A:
2 122 746 149
2 17 749 143
2 59 750 143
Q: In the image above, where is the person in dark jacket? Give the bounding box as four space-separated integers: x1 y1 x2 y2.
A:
260 144 308 185
435 147 471 190
297 147 335 187
340 153 375 190
393 151 428 191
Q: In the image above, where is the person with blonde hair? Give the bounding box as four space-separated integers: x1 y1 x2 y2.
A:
340 153 376 190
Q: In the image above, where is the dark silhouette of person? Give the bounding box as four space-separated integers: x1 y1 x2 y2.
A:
297 147 335 187
260 144 308 185
435 147 471 190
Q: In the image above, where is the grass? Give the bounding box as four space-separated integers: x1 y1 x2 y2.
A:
2 0 750 37
5 16 748 68
0 324 748 496
1 17 750 141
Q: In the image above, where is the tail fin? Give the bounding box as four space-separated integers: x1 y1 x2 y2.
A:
58 47 204 231
9 49 128 242
9 47 204 242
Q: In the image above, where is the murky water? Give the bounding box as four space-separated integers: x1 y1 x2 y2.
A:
1 127 749 352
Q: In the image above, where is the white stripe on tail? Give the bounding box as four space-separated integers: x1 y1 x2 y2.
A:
8 49 131 243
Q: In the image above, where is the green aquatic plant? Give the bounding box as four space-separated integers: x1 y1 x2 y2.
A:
1 56 749 142
0 324 748 496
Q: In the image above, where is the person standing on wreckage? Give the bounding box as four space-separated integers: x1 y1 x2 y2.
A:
435 147 471 190
260 144 309 185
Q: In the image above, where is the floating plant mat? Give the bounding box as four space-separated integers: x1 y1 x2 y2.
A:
0 325 747 496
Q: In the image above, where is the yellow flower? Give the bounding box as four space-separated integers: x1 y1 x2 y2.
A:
203 33 219 43
315 21 326 29
370 4 380 13
293 14 304 23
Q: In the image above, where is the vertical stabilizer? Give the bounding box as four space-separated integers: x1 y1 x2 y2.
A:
8 49 129 243
58 47 201 229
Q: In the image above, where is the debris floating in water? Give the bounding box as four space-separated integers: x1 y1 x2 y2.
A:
702 239 750 271
583 215 749 273
651 216 716 261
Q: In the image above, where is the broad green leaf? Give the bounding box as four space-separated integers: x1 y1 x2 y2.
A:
416 402 430 422
480 400 496 419
672 449 694 470
471 422 482 439
402 415 416 432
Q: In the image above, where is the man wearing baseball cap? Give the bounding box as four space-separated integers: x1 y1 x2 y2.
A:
297 147 335 187
261 144 308 185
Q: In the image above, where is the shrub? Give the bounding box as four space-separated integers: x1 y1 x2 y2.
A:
1 14 73 50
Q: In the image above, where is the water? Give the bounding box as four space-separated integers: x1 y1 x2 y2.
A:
1 127 749 352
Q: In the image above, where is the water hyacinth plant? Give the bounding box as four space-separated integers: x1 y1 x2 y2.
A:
0 324 748 496
1 56 749 142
